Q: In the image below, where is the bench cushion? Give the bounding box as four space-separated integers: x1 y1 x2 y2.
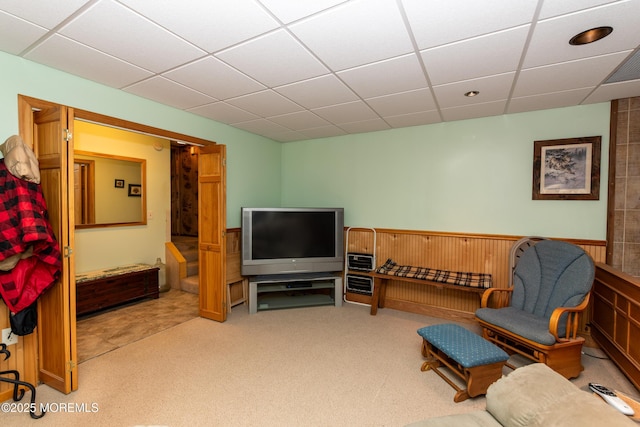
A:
475 306 556 346
377 259 492 289
417 324 509 368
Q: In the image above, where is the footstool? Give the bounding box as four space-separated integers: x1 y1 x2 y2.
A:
417 323 509 402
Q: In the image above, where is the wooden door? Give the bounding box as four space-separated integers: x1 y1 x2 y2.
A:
198 144 227 321
18 95 77 393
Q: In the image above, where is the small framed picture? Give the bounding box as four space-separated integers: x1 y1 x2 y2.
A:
532 136 601 200
128 184 142 197
114 179 125 188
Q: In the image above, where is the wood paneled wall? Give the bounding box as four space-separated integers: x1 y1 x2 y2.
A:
170 146 199 236
227 228 241 256
345 228 606 325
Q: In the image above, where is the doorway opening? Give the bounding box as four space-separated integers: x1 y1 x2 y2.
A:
16 94 227 394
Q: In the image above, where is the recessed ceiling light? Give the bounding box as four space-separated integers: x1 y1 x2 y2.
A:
569 26 613 45
464 91 480 97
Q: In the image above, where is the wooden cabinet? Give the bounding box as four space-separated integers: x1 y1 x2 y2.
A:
76 266 159 317
590 263 640 390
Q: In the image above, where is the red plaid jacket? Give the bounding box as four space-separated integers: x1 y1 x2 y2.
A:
0 160 61 313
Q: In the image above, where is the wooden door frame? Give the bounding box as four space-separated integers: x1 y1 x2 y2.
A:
16 95 223 392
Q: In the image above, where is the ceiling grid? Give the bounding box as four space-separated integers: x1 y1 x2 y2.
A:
1 0 639 141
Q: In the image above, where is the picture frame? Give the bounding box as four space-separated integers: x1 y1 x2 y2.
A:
532 136 601 200
114 179 124 188
128 184 142 197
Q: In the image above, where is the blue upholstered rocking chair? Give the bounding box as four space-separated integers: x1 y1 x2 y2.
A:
475 238 595 379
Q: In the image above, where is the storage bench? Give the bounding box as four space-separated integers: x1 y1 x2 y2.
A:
370 259 491 315
76 264 159 317
417 323 509 402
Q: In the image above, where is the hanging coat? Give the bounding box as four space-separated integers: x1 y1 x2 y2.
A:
0 159 61 314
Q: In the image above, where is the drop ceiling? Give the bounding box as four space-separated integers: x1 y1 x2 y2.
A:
2 0 640 142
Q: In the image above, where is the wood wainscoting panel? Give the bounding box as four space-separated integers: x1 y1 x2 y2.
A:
226 228 242 283
344 228 605 324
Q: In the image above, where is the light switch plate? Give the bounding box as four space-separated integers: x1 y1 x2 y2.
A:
2 328 18 345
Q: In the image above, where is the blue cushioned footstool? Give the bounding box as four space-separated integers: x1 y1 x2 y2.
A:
417 323 509 402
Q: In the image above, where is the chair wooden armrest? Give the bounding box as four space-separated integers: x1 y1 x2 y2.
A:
480 287 513 308
548 293 591 342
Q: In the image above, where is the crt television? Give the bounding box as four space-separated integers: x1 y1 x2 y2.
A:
241 207 344 276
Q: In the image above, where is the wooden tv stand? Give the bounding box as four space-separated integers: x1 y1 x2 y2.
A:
76 264 159 317
249 273 343 314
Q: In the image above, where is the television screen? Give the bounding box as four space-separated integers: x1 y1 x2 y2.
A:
251 211 336 259
241 207 344 276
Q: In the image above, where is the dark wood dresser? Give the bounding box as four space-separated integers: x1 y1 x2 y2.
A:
76 264 159 317
590 263 640 390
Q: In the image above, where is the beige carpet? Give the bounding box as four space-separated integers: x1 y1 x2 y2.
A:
4 302 640 427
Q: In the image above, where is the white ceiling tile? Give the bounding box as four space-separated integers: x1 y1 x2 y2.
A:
338 54 427 99
366 88 435 117
422 26 530 85
226 90 304 117
433 73 516 109
339 118 390 134
312 101 380 124
0 0 90 28
164 57 265 100
299 125 348 139
275 75 358 109
232 118 291 135
384 111 442 128
539 0 621 19
271 131 308 143
402 0 538 49
217 29 328 87
60 0 205 73
290 0 413 70
440 101 507 122
120 0 279 53
507 88 595 114
124 76 216 109
25 34 153 88
3 0 640 142
515 52 632 97
258 0 348 24
583 79 640 104
268 111 331 130
0 11 47 55
525 1 640 69
187 102 260 124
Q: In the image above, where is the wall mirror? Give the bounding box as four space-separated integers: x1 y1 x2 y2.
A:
74 150 147 228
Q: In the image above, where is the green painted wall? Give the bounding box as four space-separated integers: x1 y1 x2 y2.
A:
282 104 610 240
1 52 612 244
0 52 280 271
0 52 282 231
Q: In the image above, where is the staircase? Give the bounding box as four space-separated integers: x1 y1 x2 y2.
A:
172 236 199 294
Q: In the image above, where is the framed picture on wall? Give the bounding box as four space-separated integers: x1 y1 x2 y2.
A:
532 136 601 200
128 184 142 197
114 179 124 188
